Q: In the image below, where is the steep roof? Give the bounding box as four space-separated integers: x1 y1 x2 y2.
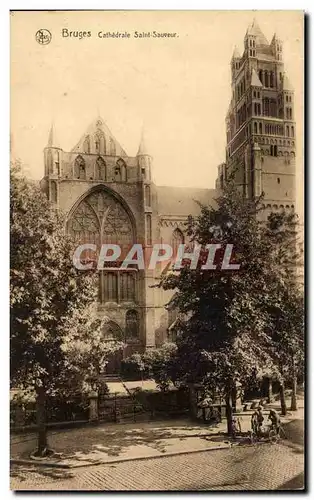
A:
246 19 268 46
232 45 241 59
251 68 263 87
157 186 216 217
137 127 149 156
71 116 127 156
47 123 60 148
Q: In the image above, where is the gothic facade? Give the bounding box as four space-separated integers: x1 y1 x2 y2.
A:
40 20 296 367
40 117 215 364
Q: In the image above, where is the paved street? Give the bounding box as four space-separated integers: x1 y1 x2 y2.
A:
11 438 304 491
11 400 304 491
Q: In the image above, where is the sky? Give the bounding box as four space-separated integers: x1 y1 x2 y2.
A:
10 10 304 216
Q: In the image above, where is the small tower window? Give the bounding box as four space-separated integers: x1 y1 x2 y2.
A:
83 135 90 154
146 214 152 246
259 70 263 85
96 156 106 180
110 138 116 156
270 72 274 88
115 158 127 182
145 185 151 206
264 71 269 88
50 181 57 203
47 150 53 174
277 177 280 184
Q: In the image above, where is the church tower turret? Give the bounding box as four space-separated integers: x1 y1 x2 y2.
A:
218 19 296 218
137 128 152 183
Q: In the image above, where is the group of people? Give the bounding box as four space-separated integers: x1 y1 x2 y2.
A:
197 392 281 437
251 406 281 436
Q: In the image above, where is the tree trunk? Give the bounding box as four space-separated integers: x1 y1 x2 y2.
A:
279 381 287 416
188 385 198 420
267 378 273 403
290 357 298 411
36 387 48 456
225 388 233 436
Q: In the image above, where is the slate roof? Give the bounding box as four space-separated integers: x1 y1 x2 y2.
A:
157 186 216 217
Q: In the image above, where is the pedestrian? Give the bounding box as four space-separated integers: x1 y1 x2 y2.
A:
251 405 264 436
268 409 281 435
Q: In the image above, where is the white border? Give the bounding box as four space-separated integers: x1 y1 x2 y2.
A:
3 2 310 498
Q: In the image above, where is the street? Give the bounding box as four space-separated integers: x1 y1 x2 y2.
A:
11 433 304 491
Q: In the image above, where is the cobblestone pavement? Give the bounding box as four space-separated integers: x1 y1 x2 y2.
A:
11 441 304 491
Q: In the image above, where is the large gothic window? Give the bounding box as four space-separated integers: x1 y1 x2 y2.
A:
74 155 86 179
103 272 118 302
67 188 136 303
120 273 136 302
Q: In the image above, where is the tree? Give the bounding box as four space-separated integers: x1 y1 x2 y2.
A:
10 162 122 456
263 211 304 414
158 180 303 434
143 343 178 391
267 282 304 413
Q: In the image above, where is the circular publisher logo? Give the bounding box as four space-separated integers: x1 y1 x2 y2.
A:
35 29 52 45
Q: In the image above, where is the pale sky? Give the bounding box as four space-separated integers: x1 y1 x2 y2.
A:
10 10 304 216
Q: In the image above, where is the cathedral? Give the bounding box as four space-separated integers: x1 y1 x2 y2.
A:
40 20 296 369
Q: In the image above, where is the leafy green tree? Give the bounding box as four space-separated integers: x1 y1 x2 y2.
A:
262 210 304 414
267 279 304 413
143 343 178 391
10 162 122 456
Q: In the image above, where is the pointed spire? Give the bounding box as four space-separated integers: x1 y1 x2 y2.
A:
282 72 293 91
251 68 263 87
137 126 149 156
232 45 241 59
47 123 54 147
47 122 60 148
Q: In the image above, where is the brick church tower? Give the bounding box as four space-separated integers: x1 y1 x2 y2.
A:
216 19 296 217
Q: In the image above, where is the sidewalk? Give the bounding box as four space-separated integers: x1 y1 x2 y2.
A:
11 397 304 469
